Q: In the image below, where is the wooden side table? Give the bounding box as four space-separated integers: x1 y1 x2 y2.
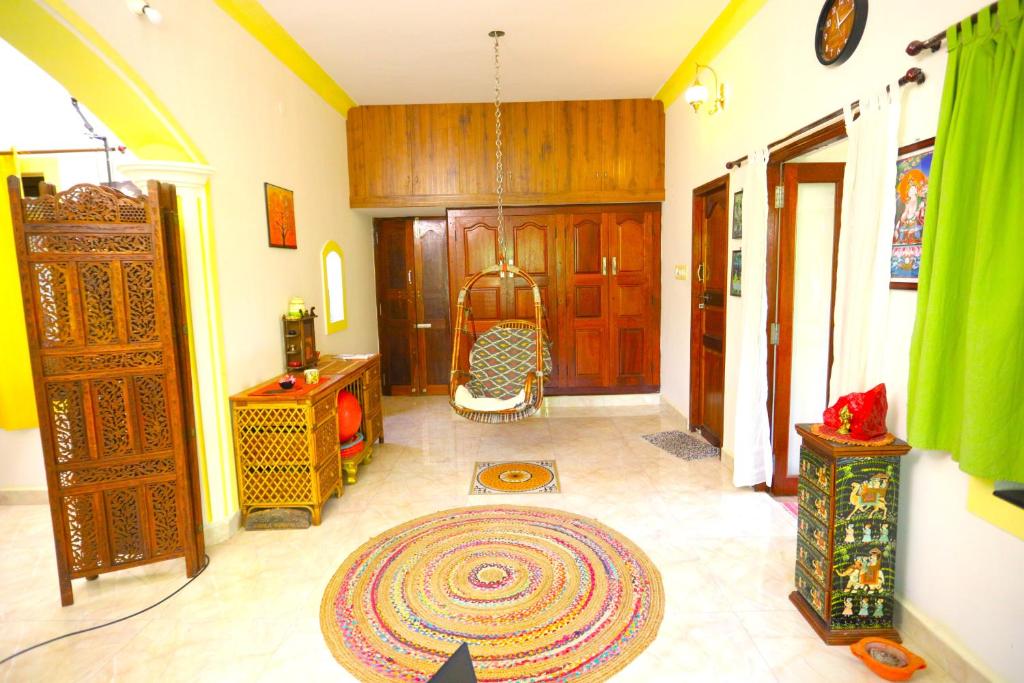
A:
790 424 911 644
318 355 384 484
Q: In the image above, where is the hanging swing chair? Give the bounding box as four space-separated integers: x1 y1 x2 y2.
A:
449 263 552 423
447 28 552 424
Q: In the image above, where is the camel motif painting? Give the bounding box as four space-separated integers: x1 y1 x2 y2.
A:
847 473 890 519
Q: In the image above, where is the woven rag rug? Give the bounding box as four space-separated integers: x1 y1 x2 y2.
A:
320 505 663 682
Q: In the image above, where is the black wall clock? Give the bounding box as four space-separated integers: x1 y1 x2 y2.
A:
815 0 868 66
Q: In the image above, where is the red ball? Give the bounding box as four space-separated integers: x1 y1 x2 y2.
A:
337 390 362 443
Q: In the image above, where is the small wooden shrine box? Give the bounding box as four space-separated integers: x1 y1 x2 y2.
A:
790 424 911 645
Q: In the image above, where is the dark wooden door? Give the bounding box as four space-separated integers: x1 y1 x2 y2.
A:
690 177 730 446
8 178 204 606
563 209 610 388
374 219 417 394
412 218 452 394
608 210 660 389
508 212 561 386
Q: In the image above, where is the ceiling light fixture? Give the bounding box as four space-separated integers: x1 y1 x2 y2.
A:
684 64 726 115
126 0 162 24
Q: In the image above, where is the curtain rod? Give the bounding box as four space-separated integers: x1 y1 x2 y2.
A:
724 68 925 170
906 1 998 55
0 146 126 156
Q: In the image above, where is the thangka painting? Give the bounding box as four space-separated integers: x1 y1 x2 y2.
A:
730 249 742 297
732 190 743 239
891 139 934 289
265 183 297 249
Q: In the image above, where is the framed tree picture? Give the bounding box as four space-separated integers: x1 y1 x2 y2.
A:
730 249 742 297
265 183 297 249
732 190 743 239
891 138 934 289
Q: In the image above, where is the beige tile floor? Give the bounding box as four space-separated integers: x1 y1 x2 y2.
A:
0 397 954 682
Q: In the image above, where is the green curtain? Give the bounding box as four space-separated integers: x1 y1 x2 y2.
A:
908 0 1024 482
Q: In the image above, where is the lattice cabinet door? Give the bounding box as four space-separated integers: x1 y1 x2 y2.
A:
7 178 204 605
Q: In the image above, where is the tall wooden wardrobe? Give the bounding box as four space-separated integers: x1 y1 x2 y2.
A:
373 218 452 395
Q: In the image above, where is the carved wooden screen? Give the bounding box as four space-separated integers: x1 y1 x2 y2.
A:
6 178 204 605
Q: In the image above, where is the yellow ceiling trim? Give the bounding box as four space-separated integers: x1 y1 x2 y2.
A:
0 0 203 163
214 0 357 117
655 0 769 108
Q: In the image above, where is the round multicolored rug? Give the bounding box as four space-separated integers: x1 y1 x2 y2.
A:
320 505 663 682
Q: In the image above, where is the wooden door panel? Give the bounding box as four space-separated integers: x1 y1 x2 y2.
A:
573 328 605 380
572 217 603 274
463 222 501 275
608 211 658 388
9 180 202 605
573 284 603 318
413 219 452 394
512 221 550 274
374 219 417 394
690 179 729 445
563 211 610 387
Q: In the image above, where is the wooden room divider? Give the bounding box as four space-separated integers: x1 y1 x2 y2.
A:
6 177 205 605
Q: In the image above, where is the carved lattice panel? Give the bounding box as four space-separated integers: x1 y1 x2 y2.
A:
135 375 172 452
80 262 119 345
124 261 158 343
11 180 200 604
105 487 144 565
314 418 339 467
46 382 90 464
148 482 182 557
93 379 134 458
63 494 103 573
32 262 77 347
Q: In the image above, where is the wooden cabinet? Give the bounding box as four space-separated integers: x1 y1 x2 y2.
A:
445 204 660 394
373 218 452 395
347 99 664 208
790 425 911 644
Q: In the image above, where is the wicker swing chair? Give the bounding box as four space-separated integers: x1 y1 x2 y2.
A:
448 263 552 423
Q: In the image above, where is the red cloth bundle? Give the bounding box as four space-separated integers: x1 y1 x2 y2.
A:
823 383 889 440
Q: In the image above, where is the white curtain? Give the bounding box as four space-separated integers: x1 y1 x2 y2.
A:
829 85 902 402
732 147 773 487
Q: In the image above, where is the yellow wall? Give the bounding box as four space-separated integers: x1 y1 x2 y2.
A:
0 155 37 430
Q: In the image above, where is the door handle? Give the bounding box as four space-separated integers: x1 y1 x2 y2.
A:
601 257 607 276
696 263 706 282
415 323 432 329
407 270 413 285
612 256 618 275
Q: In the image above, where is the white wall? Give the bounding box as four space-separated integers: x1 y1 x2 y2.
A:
661 0 1023 678
61 0 378 395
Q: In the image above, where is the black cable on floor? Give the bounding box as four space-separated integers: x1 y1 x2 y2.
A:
0 553 210 666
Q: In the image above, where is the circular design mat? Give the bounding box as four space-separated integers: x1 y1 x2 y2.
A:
320 505 663 682
477 461 554 493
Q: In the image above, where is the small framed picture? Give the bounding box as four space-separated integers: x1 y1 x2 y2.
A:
891 138 934 290
732 190 743 239
265 183 297 249
730 249 742 297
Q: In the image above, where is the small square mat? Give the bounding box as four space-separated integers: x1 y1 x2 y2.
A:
642 430 720 461
471 460 560 495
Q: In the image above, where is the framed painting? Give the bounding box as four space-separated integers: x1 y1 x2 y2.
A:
265 183 297 249
732 190 743 239
730 249 742 297
890 138 934 289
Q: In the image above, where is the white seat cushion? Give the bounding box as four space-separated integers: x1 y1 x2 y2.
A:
453 384 526 412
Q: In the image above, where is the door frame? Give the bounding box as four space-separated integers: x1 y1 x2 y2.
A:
764 120 847 494
689 174 730 445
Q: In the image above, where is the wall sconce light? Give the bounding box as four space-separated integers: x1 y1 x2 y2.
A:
127 0 162 24
684 64 726 115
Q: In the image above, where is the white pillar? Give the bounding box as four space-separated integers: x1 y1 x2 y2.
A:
119 161 238 543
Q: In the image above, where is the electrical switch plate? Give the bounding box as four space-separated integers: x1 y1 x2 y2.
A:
674 264 688 281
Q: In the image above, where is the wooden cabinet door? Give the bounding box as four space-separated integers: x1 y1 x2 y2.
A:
508 212 562 386
374 219 417 394
608 210 659 389
562 211 610 388
412 219 453 394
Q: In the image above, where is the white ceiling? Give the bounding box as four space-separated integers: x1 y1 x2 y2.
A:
258 0 729 105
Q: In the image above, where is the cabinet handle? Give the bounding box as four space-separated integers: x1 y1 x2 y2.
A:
415 323 432 329
612 256 618 275
601 257 607 276
407 270 413 285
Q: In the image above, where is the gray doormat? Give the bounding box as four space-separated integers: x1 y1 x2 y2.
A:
245 508 311 530
642 430 720 461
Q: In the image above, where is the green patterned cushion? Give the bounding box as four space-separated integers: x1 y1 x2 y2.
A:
465 326 552 400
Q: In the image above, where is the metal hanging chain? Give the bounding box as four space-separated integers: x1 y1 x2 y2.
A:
490 30 509 271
